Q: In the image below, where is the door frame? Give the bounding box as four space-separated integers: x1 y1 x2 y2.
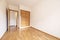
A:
7 9 19 31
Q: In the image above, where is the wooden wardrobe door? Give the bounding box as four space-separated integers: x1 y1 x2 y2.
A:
25 12 30 26
21 10 30 27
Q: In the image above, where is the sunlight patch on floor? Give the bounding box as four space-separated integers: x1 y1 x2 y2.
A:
19 26 31 30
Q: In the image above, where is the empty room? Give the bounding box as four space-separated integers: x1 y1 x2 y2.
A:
0 0 60 40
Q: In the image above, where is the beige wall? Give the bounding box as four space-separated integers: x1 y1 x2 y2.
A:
0 0 7 39
31 0 60 38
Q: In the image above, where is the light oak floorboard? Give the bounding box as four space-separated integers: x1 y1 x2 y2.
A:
1 27 60 40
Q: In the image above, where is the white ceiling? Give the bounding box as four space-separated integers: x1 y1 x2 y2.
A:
7 0 39 7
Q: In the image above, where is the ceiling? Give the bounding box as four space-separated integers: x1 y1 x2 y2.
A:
7 0 39 7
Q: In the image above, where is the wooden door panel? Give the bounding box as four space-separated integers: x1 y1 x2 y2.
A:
21 10 30 27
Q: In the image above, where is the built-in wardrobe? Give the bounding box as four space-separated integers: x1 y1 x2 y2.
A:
21 10 30 27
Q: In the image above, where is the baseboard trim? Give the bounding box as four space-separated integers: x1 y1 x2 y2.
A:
31 26 60 39
0 31 7 40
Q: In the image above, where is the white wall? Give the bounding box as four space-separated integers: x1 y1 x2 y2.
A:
8 4 31 11
10 11 17 26
20 4 31 11
31 0 60 38
8 4 18 10
0 0 7 39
